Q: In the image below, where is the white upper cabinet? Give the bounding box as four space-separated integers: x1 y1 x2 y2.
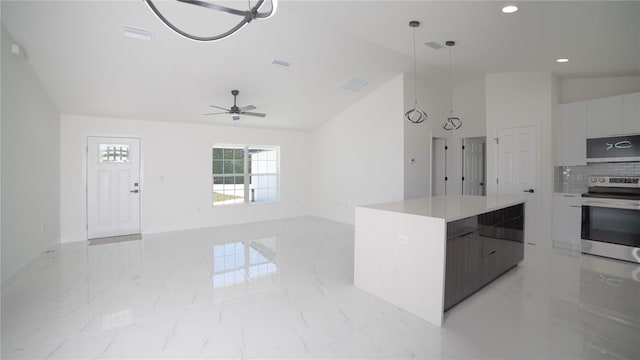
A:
555 92 638 166
623 92 640 135
558 101 587 166
586 95 624 138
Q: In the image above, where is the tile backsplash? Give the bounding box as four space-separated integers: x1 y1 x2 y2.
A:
554 162 640 193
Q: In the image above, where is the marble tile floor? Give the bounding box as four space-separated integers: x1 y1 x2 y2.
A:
1 216 639 359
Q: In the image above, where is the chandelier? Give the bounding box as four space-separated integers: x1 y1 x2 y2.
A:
144 0 278 42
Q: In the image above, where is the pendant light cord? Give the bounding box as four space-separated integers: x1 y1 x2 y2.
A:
413 26 418 106
448 45 454 115
404 21 427 124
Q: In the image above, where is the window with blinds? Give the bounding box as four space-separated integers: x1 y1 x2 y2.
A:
212 145 279 206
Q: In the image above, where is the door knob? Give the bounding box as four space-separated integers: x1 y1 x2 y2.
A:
130 189 139 193
523 189 535 193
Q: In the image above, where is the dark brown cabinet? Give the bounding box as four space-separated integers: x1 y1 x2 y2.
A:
444 204 524 311
444 232 483 310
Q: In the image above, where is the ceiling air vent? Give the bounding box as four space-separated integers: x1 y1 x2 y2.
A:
123 25 153 41
425 41 445 50
340 77 370 92
271 59 291 68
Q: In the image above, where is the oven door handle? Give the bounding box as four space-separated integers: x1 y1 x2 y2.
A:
582 198 640 210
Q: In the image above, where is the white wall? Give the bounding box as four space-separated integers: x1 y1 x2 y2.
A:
560 76 640 103
452 79 487 137
403 72 449 199
310 74 404 224
485 72 556 248
403 73 486 199
60 115 311 242
1 24 61 281
445 79 488 196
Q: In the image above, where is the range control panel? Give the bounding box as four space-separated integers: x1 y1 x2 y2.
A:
588 176 640 188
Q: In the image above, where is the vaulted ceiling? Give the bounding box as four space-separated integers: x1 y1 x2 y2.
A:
2 1 639 130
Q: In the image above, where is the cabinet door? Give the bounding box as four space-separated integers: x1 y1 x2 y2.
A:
444 232 482 310
553 104 563 166
499 239 523 273
587 95 624 138
482 235 498 257
623 92 640 135
552 194 582 249
560 102 587 165
481 249 502 285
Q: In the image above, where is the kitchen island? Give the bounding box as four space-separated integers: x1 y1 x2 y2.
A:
354 195 526 327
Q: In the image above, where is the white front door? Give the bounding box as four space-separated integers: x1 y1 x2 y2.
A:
497 126 537 244
87 137 141 239
462 137 486 195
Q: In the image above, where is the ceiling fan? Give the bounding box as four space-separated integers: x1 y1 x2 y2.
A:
205 90 266 121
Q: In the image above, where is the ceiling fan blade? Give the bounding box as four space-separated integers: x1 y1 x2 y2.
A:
240 105 256 111
241 111 266 117
209 105 230 111
204 112 230 115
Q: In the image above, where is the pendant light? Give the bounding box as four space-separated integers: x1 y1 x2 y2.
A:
145 0 278 42
443 40 462 130
405 21 427 124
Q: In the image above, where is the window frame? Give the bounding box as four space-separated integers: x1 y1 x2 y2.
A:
212 144 280 207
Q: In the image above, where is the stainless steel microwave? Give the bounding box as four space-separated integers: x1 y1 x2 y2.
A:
587 135 640 163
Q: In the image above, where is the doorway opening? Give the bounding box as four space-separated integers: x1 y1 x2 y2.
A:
462 137 486 196
432 137 447 196
496 126 538 245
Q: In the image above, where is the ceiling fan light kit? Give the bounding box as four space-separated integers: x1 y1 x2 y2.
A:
442 40 463 131
144 0 278 42
405 20 428 124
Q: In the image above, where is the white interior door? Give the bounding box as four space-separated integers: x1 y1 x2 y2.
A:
87 137 141 239
462 137 486 195
432 137 447 196
497 126 537 244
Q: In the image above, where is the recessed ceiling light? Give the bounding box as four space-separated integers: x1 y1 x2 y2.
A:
556 58 569 63
501 5 518 14
11 43 21 55
123 25 153 41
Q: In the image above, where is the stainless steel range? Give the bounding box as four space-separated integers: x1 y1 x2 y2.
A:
581 175 640 263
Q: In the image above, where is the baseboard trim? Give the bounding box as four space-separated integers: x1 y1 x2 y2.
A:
88 233 142 246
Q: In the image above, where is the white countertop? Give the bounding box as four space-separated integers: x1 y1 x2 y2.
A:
359 194 527 222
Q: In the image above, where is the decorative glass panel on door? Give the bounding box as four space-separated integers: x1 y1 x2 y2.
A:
99 144 130 163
